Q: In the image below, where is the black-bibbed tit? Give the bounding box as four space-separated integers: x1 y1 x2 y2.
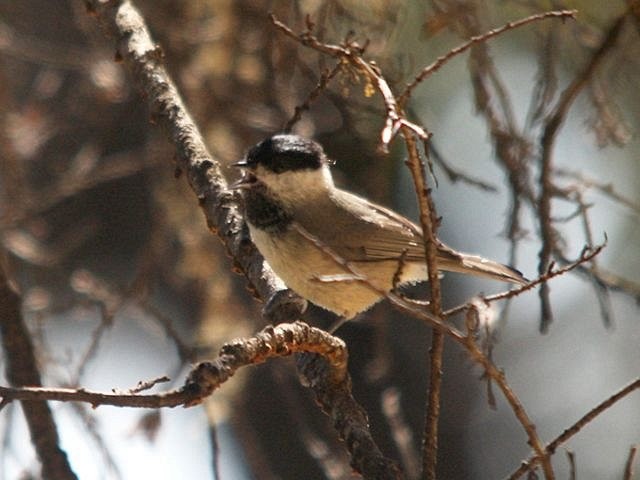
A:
232 134 526 320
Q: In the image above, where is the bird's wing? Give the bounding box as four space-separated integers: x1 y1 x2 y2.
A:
292 189 527 285
308 189 430 262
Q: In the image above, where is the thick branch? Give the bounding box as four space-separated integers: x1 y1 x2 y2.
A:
84 0 298 314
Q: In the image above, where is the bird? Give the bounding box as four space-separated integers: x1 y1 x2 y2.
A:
231 134 526 320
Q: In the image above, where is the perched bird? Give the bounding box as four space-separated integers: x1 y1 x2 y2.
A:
232 134 526 320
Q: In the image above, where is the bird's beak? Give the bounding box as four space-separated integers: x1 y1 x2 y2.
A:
229 159 256 190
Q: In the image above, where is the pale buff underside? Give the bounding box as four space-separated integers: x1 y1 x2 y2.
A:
250 224 426 318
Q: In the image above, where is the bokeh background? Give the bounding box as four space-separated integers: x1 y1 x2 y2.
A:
1 1 639 479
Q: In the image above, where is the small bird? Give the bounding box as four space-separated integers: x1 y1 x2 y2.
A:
232 134 526 320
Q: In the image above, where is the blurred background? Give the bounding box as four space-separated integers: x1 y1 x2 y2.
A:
1 1 639 479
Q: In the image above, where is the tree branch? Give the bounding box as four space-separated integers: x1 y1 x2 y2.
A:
84 0 298 315
508 377 640 479
0 260 78 480
1 320 401 479
398 9 577 106
537 11 626 331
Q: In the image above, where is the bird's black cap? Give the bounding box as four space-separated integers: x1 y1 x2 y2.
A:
241 134 329 173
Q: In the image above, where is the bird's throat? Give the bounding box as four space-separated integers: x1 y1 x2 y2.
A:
244 186 293 233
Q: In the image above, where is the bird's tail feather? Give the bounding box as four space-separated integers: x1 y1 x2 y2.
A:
438 252 528 285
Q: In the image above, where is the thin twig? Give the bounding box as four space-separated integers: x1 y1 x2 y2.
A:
546 378 640 456
270 13 429 150
566 450 576 480
537 12 626 331
427 142 498 192
283 61 343 132
127 376 171 394
571 190 613 326
553 167 640 215
398 9 576 106
624 445 638 480
400 133 444 480
507 378 640 480
444 242 605 318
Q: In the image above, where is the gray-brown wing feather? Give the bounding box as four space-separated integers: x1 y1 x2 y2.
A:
324 190 427 261
295 189 446 262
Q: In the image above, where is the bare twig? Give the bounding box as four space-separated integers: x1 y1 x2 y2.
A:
463 304 550 478
546 378 640 457
444 242 606 318
553 167 640 215
624 445 638 480
566 450 576 480
508 378 640 479
398 10 577 106
127 376 171 394
427 142 498 192
382 388 420 480
270 13 429 151
458 243 606 316
283 61 343 132
537 12 626 331
400 133 443 480
571 190 613 326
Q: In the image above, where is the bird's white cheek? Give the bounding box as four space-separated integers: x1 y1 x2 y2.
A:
257 168 333 206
